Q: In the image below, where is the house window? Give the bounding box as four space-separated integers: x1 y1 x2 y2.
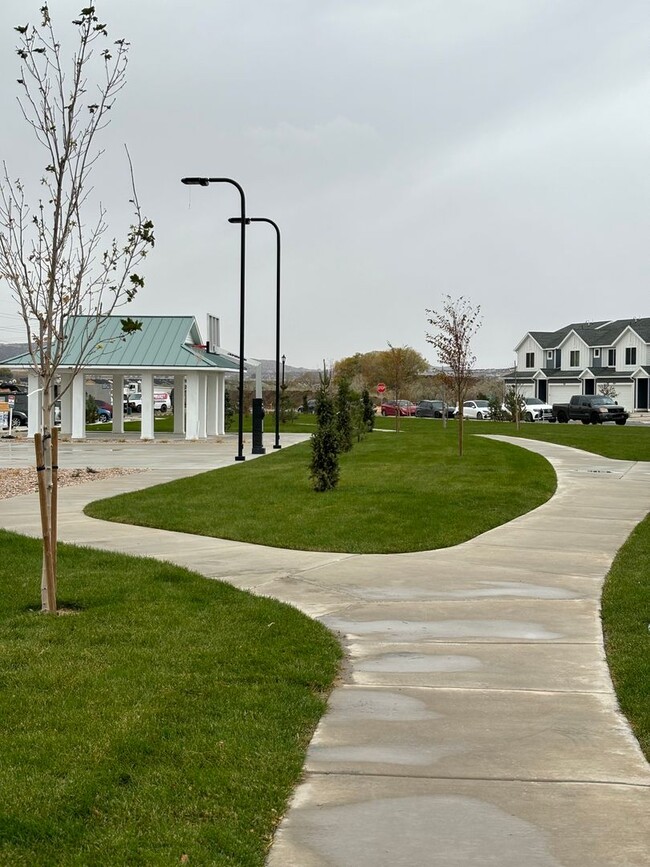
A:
525 352 535 368
547 351 553 360
593 349 600 358
625 347 637 365
570 350 580 367
608 349 616 367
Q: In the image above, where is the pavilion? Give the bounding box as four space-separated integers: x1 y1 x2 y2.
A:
2 315 241 440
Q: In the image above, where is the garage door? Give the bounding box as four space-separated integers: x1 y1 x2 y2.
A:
614 383 634 411
548 383 579 404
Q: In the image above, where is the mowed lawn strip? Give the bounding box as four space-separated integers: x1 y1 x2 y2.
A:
475 417 650 461
601 512 650 761
0 532 341 866
85 422 557 553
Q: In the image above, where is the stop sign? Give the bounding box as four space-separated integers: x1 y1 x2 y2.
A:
377 383 386 394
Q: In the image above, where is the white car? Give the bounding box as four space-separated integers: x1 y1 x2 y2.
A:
457 400 491 420
520 397 553 422
125 392 170 413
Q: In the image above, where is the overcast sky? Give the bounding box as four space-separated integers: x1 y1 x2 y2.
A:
1 0 648 370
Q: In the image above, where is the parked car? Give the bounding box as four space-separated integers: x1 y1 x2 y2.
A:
93 399 112 423
551 395 628 425
457 400 491 420
502 396 554 422
521 396 554 422
1 409 27 429
125 392 170 413
380 400 417 416
415 400 455 418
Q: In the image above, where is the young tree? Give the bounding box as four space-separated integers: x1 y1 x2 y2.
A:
503 386 526 426
0 5 154 611
335 378 354 452
378 343 429 432
309 364 340 492
426 296 482 456
361 388 375 432
599 382 618 399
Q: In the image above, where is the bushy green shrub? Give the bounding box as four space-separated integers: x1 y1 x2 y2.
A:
309 368 340 491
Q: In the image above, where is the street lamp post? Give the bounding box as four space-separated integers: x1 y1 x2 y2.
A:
181 177 247 461
229 216 282 449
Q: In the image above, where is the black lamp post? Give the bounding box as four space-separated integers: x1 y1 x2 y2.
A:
181 177 247 461
229 216 282 449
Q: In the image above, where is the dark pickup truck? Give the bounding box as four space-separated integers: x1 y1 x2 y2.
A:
551 395 628 425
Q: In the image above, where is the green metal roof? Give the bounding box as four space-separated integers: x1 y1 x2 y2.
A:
1 316 240 371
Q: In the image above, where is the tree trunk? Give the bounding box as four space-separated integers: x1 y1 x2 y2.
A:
35 432 57 612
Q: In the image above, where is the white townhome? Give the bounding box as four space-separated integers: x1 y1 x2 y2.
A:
506 318 650 411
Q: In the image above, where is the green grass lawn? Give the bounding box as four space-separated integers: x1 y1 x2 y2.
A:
0 532 341 865
601 512 650 760
487 418 650 460
85 420 557 553
5 413 648 867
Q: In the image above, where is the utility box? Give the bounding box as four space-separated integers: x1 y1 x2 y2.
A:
252 398 265 455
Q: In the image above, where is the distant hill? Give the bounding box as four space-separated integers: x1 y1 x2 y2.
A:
0 346 511 381
0 343 27 364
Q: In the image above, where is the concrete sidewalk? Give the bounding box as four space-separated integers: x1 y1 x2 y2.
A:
1 433 649 865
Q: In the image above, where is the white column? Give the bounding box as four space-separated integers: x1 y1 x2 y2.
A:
216 373 225 435
71 372 86 439
27 373 43 438
112 374 124 433
140 372 154 440
207 374 218 436
173 374 185 435
59 371 73 436
198 372 207 439
185 372 200 440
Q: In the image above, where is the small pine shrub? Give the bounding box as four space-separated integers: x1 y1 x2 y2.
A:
362 389 375 431
309 369 340 492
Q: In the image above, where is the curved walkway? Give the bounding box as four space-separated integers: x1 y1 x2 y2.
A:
1 434 649 865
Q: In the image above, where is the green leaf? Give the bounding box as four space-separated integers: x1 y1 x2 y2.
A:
120 317 142 334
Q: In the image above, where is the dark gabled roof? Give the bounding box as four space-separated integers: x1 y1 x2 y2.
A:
529 322 606 349
540 369 583 380
1 316 240 371
593 318 650 344
529 319 650 349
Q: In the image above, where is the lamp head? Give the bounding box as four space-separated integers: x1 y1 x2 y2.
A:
228 217 251 224
181 177 210 186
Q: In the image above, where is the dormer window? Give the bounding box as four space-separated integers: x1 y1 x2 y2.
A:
570 350 580 367
525 352 535 368
625 347 637 365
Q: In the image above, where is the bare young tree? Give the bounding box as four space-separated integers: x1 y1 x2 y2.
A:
379 343 429 432
426 295 482 456
598 382 618 399
0 5 154 612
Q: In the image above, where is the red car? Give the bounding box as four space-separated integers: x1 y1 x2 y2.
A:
380 400 417 416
